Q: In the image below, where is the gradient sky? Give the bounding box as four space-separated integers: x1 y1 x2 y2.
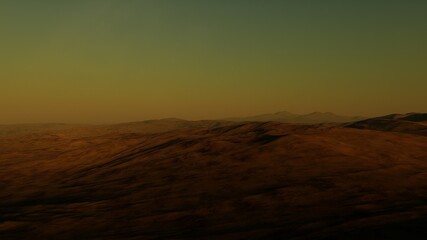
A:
1 1 426 123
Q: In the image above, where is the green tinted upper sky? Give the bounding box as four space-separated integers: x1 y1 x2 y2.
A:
1 1 426 123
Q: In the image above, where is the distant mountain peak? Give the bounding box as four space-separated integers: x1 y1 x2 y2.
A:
305 112 337 116
273 111 294 115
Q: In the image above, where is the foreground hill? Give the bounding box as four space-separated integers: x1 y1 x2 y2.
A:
225 111 365 124
1 121 427 239
346 113 427 136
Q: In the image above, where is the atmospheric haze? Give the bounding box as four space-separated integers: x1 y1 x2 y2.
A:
1 1 426 123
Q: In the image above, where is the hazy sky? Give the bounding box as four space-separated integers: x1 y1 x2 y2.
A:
1 1 426 123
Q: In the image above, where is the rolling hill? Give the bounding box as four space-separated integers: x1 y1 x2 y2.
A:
224 111 365 124
346 113 427 136
0 119 234 139
1 119 427 239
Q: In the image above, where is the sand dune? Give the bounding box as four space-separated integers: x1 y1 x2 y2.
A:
1 119 427 239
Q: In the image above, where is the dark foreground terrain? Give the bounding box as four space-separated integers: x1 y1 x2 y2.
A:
1 114 427 239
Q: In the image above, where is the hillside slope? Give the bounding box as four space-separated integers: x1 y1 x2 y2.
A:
346 113 427 136
1 122 427 239
225 111 365 124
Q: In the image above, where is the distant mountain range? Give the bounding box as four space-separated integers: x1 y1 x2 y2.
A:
0 111 365 138
0 123 81 138
224 111 366 124
3 112 426 139
0 119 234 138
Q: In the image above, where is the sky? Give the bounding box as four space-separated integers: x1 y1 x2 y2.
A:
1 0 426 124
